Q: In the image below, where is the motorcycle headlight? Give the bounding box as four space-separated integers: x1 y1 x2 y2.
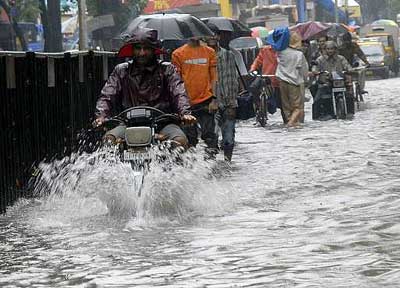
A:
125 127 152 147
333 80 345 87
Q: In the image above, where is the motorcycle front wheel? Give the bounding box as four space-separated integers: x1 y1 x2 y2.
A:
336 97 347 120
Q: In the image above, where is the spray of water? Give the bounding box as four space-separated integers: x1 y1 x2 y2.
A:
31 144 237 226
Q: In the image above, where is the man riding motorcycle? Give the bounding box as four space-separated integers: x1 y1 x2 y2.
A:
310 41 352 97
311 41 355 119
313 41 352 73
94 28 196 147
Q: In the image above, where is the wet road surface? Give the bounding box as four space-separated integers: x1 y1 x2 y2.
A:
1 78 400 287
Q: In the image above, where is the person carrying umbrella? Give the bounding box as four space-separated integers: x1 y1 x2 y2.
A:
93 28 196 147
205 23 239 162
172 35 219 158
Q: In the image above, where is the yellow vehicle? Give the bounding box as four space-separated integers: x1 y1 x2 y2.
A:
360 25 400 75
358 40 390 78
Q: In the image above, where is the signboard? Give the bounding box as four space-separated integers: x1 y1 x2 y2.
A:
265 16 290 30
144 0 201 14
345 6 361 19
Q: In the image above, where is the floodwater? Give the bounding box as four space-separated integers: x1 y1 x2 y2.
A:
1 78 400 287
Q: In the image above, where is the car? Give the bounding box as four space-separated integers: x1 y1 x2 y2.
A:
358 40 390 79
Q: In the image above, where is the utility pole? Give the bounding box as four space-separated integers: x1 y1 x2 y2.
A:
46 0 62 51
219 0 232 18
334 0 339 23
78 0 88 50
296 0 306 23
387 0 392 19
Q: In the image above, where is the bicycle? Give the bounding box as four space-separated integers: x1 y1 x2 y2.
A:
249 73 274 127
349 66 367 110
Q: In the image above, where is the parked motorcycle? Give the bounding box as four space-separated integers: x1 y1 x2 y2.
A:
312 71 355 120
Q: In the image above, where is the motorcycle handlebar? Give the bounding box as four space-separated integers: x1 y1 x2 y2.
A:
248 71 275 78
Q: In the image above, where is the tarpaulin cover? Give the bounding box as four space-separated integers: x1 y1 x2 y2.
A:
266 27 290 51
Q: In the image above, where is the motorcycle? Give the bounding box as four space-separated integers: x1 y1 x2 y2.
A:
312 71 355 120
100 106 182 196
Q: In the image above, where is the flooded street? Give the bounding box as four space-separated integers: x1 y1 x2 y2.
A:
2 78 400 287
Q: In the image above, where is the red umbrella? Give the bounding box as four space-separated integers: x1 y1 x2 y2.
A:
117 43 166 58
289 21 330 40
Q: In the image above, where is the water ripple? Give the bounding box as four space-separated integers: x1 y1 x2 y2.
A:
1 79 400 287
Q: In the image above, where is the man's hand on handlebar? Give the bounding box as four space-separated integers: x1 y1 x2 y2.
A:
181 114 197 125
93 116 106 128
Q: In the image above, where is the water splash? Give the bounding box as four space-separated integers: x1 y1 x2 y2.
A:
31 144 236 226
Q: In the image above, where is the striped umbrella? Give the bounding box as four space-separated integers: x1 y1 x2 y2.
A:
251 26 270 39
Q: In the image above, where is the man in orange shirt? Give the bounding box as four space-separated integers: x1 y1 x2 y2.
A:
172 37 219 156
250 45 287 123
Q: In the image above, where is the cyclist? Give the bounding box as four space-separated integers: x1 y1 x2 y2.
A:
249 44 286 123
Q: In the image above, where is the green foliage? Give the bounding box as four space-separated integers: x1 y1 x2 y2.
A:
64 0 148 28
15 0 41 22
88 0 148 27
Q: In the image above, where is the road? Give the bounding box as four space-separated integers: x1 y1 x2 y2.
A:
1 78 400 287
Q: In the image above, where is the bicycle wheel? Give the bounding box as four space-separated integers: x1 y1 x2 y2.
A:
258 93 267 127
356 83 364 102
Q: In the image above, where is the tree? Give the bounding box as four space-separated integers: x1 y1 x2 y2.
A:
0 0 62 51
70 0 148 28
0 0 27 50
39 0 62 52
354 0 391 23
15 0 41 22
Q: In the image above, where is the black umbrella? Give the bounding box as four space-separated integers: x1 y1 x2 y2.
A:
312 23 349 40
201 17 251 37
125 14 214 41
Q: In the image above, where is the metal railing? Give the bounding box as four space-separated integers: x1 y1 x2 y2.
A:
0 50 119 213
0 47 260 214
